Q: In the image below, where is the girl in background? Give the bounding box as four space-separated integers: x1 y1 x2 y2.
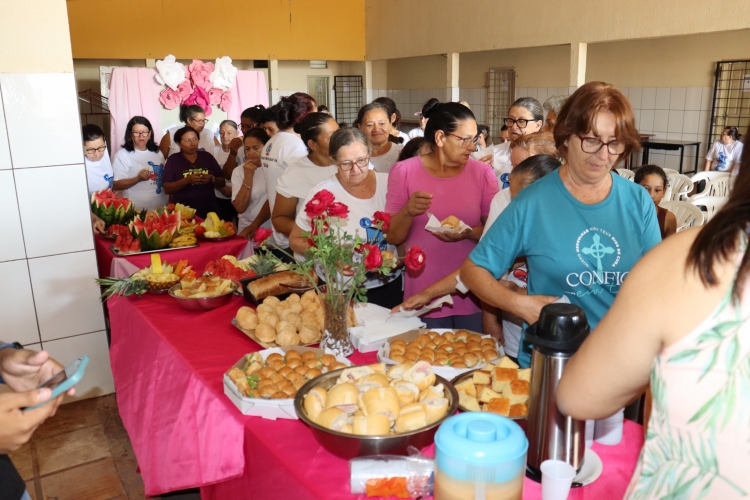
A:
635 164 677 239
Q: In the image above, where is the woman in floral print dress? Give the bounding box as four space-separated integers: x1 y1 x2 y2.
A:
558 124 750 500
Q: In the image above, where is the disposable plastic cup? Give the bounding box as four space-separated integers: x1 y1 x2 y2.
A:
541 460 576 500
594 408 624 445
585 419 595 448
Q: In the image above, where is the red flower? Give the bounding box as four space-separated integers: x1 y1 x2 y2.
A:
373 211 391 231
307 220 330 248
253 227 273 246
404 246 426 271
327 202 349 219
363 244 383 272
304 189 335 218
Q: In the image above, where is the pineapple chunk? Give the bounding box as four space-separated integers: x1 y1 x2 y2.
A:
151 253 163 274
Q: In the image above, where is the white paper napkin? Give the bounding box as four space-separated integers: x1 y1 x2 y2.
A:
391 295 453 319
471 144 495 161
350 317 426 344
352 302 392 327
425 213 472 234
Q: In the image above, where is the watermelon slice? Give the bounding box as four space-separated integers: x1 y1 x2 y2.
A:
129 210 181 251
91 189 135 228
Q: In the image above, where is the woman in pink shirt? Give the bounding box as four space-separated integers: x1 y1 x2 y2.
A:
386 102 499 330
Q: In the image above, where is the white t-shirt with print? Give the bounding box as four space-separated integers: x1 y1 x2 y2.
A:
168 126 215 157
481 189 512 239
85 151 114 195
492 141 512 188
408 128 424 139
370 143 403 174
295 173 400 289
231 163 270 232
276 156 338 219
112 148 168 211
261 131 308 247
212 146 245 200
706 140 744 172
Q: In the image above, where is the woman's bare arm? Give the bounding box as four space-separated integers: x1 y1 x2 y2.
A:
272 194 299 237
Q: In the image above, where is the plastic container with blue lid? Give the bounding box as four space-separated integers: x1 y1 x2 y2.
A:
434 412 528 500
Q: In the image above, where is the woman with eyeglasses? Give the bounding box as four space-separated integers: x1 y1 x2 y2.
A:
212 120 242 222
385 103 499 330
492 97 545 186
159 105 218 158
704 126 743 173
290 128 403 308
461 82 661 367
112 116 168 211
82 124 113 234
162 126 226 219
357 102 402 174
232 128 271 239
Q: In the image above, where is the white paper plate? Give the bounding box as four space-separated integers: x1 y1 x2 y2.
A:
574 448 603 486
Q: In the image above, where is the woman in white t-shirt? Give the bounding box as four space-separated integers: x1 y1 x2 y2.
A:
704 126 744 173
159 105 217 158
357 102 402 174
262 93 317 249
212 120 245 222
82 124 113 234
373 97 410 145
232 129 271 238
290 128 403 309
112 116 168 211
272 112 340 242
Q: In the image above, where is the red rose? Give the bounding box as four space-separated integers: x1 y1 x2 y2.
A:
327 202 349 219
373 211 391 232
253 227 273 246
363 244 383 272
404 246 426 271
304 189 335 218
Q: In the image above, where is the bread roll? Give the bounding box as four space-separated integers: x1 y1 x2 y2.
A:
303 386 327 422
395 403 427 432
317 408 349 431
352 414 391 436
255 323 277 342
276 329 300 346
440 215 461 230
236 307 258 330
325 382 359 409
386 362 413 380
391 381 420 407
337 366 374 384
422 397 449 424
227 367 246 383
359 387 400 421
419 383 444 402
298 323 321 344
249 272 316 300
402 361 436 391
358 373 389 388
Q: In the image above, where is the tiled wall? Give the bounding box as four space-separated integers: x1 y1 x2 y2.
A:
0 73 114 401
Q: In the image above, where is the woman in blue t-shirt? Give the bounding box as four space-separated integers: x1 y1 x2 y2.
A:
461 82 662 367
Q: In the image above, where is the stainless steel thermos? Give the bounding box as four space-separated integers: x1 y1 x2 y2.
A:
523 303 590 480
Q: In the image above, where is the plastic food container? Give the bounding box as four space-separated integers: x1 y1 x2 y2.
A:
434 412 528 500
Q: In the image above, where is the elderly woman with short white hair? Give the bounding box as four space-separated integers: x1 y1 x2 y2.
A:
542 95 569 132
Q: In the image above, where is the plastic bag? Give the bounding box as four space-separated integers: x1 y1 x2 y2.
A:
350 448 434 498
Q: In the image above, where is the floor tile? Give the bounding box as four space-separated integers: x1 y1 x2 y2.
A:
36 425 111 476
40 458 126 500
25 481 36 500
9 443 34 480
34 397 101 439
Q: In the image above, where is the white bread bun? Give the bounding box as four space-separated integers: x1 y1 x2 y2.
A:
367 363 387 373
254 323 277 342
360 387 400 421
355 382 383 394
357 373 389 388
317 407 349 431
402 361 436 391
391 380 420 407
325 382 359 409
422 397 449 424
440 215 461 230
395 403 427 432
303 386 327 422
337 366 375 385
236 307 258 330
352 414 391 436
418 383 444 402
386 362 414 380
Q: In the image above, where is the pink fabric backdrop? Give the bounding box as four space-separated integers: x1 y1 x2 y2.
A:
108 68 163 157
226 70 269 124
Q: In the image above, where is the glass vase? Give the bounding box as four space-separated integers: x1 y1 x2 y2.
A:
320 294 353 357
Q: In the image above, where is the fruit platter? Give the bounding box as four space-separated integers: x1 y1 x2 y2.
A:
91 189 135 229
109 207 195 255
195 212 235 241
97 254 197 299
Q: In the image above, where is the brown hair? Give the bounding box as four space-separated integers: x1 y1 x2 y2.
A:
509 131 557 158
553 82 641 159
687 124 750 302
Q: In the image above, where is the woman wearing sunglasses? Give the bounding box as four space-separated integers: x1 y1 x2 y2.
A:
159 104 218 158
462 82 661 367
385 102 499 330
290 128 403 308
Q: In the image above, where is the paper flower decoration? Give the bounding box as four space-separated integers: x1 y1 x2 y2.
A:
206 87 223 106
176 80 194 102
183 86 212 116
158 88 181 110
209 56 238 90
155 55 187 90
219 90 232 112
187 59 215 90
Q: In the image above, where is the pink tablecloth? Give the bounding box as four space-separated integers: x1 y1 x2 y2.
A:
94 234 253 278
108 293 643 499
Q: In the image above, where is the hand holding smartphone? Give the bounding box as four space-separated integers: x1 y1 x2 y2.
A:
24 355 89 411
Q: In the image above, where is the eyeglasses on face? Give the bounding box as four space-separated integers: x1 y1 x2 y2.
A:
131 130 150 137
503 117 539 129
337 156 370 171
578 136 626 155
190 118 209 125
85 145 107 154
445 132 480 149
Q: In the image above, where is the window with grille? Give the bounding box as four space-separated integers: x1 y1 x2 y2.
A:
710 60 750 145
486 68 515 144
334 76 363 126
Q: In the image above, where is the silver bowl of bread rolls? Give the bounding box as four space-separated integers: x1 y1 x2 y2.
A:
294 361 459 459
168 278 238 311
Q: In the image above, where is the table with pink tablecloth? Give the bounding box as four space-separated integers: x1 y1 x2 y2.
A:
108 292 643 499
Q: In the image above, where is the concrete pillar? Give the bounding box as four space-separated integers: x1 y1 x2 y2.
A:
364 60 374 104
569 43 587 90
269 59 280 104
447 52 459 102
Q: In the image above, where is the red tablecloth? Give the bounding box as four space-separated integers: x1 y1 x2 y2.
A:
108 293 643 499
94 234 252 278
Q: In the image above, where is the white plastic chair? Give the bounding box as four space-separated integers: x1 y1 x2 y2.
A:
659 200 705 231
662 168 679 176
691 196 728 223
664 173 693 201
615 168 634 181
690 176 732 200
689 171 730 199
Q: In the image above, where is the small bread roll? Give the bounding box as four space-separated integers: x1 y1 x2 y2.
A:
277 320 296 334
285 371 303 383
300 351 317 362
419 383 444 402
368 363 387 374
391 380 420 407
276 329 300 346
277 366 293 377
236 307 258 329
440 215 461 230
462 352 479 367
286 293 301 303
325 382 359 409
227 367 246 383
359 387 400 421
320 354 336 366
258 366 276 378
422 397 449 424
298 323 321 344
263 296 281 307
305 368 323 380
301 290 317 301
357 373 389 388
337 366 375 384
258 312 279 328
395 403 427 432
255 323 277 342
286 358 301 369
327 362 347 372
259 385 276 398
317 408 349 431
390 354 406 363
386 362 414 380
402 361 436 391
352 414 391 436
